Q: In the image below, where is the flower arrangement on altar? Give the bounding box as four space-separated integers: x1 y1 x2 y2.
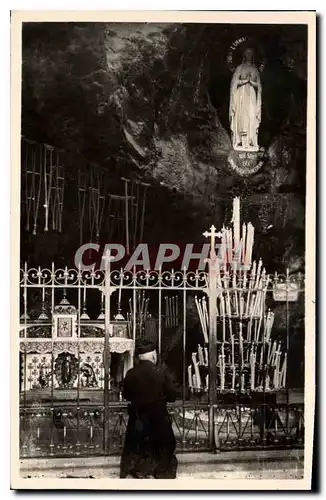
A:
188 197 288 395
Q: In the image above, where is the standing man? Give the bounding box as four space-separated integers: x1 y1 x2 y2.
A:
120 338 178 479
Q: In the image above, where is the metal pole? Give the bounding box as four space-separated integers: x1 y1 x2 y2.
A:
208 263 218 450
102 252 113 454
203 226 219 451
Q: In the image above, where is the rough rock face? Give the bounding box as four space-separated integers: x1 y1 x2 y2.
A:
21 22 307 273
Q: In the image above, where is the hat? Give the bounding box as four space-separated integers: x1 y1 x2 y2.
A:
135 337 156 356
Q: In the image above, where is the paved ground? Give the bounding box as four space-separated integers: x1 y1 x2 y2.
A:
20 449 304 480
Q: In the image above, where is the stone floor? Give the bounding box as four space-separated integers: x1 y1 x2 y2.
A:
20 449 304 480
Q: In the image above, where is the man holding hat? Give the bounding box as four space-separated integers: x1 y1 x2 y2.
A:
120 337 178 479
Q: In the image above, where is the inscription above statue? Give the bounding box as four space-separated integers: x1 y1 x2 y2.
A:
229 48 262 152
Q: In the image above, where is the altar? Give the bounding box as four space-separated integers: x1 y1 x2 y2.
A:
19 296 134 398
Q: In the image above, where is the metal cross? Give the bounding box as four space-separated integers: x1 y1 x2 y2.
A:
203 225 223 256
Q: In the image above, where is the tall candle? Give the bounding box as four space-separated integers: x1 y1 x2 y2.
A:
233 197 240 250
118 268 123 305
241 223 246 265
194 362 201 389
188 365 192 388
198 345 204 365
204 347 208 366
250 353 255 391
232 366 236 391
241 374 244 392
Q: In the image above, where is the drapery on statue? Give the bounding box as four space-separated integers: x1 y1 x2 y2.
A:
229 48 262 152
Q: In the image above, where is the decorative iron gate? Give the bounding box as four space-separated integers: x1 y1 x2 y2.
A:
19 257 304 458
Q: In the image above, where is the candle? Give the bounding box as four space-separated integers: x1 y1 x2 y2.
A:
188 365 192 388
221 354 225 391
198 345 204 365
83 285 86 304
240 296 244 317
118 268 123 306
192 374 197 389
250 353 255 391
194 362 201 389
239 322 244 366
232 197 240 250
204 347 208 366
282 353 288 387
232 366 236 391
242 223 247 265
205 374 209 392
259 343 264 368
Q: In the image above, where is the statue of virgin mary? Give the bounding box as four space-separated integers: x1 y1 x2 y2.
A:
229 48 262 152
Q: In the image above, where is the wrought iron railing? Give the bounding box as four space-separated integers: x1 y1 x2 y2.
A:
18 264 305 458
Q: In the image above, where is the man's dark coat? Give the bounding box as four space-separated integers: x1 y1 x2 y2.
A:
120 359 178 478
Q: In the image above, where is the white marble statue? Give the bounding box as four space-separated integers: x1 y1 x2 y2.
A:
229 48 262 152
